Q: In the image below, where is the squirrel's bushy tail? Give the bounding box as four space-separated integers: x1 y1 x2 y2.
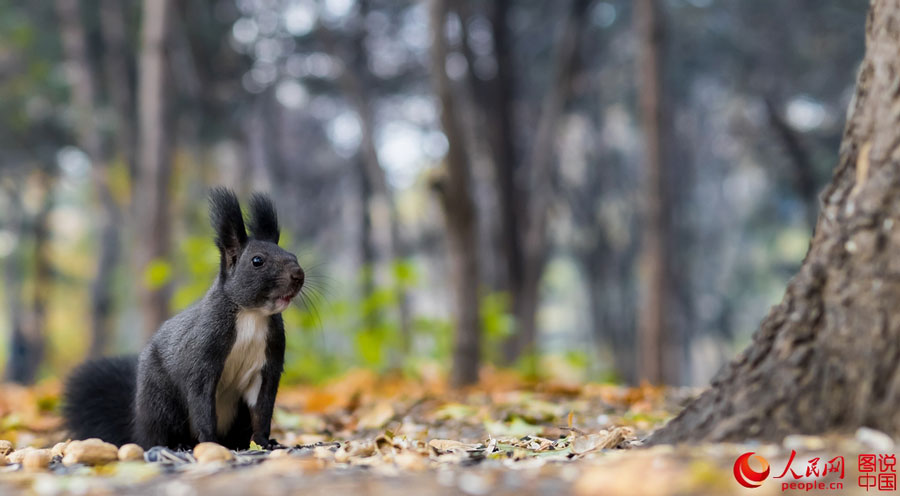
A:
62 355 137 446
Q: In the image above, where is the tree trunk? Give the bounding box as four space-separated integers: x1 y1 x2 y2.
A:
89 198 121 356
357 156 378 331
320 10 413 356
651 0 900 443
584 239 638 383
134 0 173 339
5 175 53 384
2 190 26 382
635 0 675 385
458 0 524 313
98 0 137 180
487 0 521 308
56 0 122 356
504 0 592 364
455 0 589 366
429 0 482 387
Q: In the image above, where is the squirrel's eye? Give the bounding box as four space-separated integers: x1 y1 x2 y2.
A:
251 256 264 267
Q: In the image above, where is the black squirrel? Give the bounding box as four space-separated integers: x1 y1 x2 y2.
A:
62 188 304 450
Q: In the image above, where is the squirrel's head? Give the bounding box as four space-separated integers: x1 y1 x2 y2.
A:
209 187 304 315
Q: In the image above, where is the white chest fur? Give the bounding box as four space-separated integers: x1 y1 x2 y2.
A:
215 310 268 434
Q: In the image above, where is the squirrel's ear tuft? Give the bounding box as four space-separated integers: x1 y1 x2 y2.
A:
209 187 248 276
248 192 280 244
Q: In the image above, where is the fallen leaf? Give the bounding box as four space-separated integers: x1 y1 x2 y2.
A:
357 401 395 430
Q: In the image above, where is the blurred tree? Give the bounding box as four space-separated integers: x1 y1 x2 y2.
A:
5 173 54 383
457 0 592 366
456 0 522 349
1 187 27 382
98 0 137 181
430 0 482 387
552 1 642 384
55 0 123 356
651 0 900 442
634 0 678 385
565 142 639 383
134 0 174 338
0 1 69 383
511 0 592 365
0 0 869 384
658 0 866 385
764 97 819 230
319 1 413 355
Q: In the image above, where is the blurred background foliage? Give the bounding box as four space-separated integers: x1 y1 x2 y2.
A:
0 0 868 387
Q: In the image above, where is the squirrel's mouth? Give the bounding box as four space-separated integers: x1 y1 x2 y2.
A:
264 276 303 314
274 289 300 309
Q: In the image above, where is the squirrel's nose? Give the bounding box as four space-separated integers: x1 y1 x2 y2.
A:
290 265 305 287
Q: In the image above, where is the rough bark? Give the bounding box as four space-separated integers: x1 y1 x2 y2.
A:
635 0 675 385
429 0 482 387
651 0 900 443
56 0 122 356
134 0 173 339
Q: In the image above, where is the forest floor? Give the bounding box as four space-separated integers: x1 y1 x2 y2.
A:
0 369 895 495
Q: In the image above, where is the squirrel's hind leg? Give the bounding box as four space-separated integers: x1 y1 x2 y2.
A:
134 371 188 449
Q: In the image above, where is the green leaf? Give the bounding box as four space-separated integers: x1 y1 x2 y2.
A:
434 402 478 420
484 416 541 437
143 259 172 290
249 440 264 451
356 328 385 367
391 259 418 286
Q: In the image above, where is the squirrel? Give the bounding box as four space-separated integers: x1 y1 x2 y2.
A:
62 188 304 450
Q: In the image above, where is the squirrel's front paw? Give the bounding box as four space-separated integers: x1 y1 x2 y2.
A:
251 433 281 450
265 439 288 450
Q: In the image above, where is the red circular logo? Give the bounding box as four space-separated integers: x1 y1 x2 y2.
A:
733 452 771 488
